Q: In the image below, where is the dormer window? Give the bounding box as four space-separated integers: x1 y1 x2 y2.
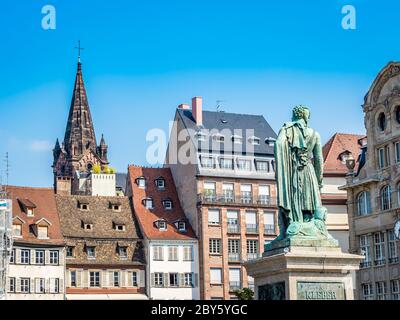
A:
82 220 93 231
110 201 121 212
212 134 225 143
155 178 165 190
27 208 34 217
163 199 173 210
12 224 22 237
18 199 36 217
248 136 260 145
143 198 154 209
113 221 126 231
232 135 243 144
118 246 128 259
195 131 206 141
78 201 89 211
87 246 96 259
136 177 146 188
155 220 167 231
175 221 187 233
38 226 48 239
339 151 353 164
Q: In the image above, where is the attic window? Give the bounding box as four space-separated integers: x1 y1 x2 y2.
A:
339 151 353 164
163 199 173 210
136 177 146 188
195 131 206 141
27 208 34 217
176 221 187 232
18 199 37 216
114 222 126 231
143 198 154 209
12 224 22 237
82 221 93 231
38 226 49 239
248 136 260 145
110 201 121 211
78 201 89 211
212 134 225 143
156 220 167 231
118 246 128 259
155 178 165 189
232 135 243 144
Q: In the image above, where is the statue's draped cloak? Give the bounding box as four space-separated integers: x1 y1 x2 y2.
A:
274 119 323 225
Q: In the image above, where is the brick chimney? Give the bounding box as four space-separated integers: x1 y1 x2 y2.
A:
178 103 190 110
192 96 203 126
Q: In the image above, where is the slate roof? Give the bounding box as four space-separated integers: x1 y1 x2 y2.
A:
6 186 64 246
127 166 197 241
323 133 365 175
177 109 277 155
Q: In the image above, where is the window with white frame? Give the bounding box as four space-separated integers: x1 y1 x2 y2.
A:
263 211 275 234
20 278 30 293
380 185 392 211
21 249 30 264
70 271 77 287
376 281 387 300
232 135 243 144
362 283 373 300
360 235 371 267
156 178 165 189
204 182 216 199
227 210 239 233
183 246 193 261
66 246 74 258
247 240 258 260
54 278 60 293
388 230 398 263
136 177 146 188
143 198 154 209
89 271 100 287
229 268 241 290
169 273 178 287
357 191 371 216
184 273 194 287
201 156 215 169
177 221 186 232
378 147 385 169
49 250 59 265
258 185 270 204
113 271 120 287
8 277 15 293
35 250 45 265
163 199 173 210
248 136 260 145
36 278 45 293
255 160 269 172
131 272 138 287
237 159 251 171
153 246 164 261
119 246 128 260
209 239 222 255
9 249 15 264
12 224 22 237
157 220 167 231
228 239 240 261
208 209 220 225
222 183 234 202
154 273 163 287
391 280 400 300
210 268 222 285
38 226 48 239
168 246 179 261
245 211 257 232
374 232 385 265
87 247 96 259
220 158 233 169
241 184 252 203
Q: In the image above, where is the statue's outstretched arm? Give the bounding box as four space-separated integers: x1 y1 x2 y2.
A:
313 132 324 188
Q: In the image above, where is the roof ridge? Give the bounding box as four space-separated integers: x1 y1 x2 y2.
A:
5 185 54 191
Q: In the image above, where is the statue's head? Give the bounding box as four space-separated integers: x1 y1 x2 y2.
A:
292 105 310 124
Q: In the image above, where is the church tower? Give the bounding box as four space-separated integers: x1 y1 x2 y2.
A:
53 59 109 195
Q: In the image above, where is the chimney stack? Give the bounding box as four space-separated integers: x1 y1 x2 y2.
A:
192 96 203 126
178 103 190 110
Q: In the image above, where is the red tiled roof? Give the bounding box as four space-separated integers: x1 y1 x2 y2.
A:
322 133 365 175
6 186 64 246
127 166 196 240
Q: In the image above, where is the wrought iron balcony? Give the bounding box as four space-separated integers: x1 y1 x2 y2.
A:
374 259 386 266
228 253 241 262
264 224 275 235
360 261 372 269
229 281 242 292
227 224 240 234
247 253 260 261
246 224 258 234
197 193 276 207
389 257 399 264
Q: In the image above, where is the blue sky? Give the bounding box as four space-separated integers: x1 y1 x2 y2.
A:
0 0 399 187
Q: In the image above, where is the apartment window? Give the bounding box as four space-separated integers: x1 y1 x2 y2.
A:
66 246 74 258
49 250 59 265
113 271 120 287
12 224 22 237
245 211 258 233
36 278 45 294
184 273 194 287
248 136 260 145
374 232 386 266
237 159 251 171
8 277 15 293
169 273 178 287
204 182 216 200
255 160 269 172
229 268 241 291
396 142 400 163
157 220 167 231
35 250 45 265
87 247 96 259
20 278 30 293
232 135 243 144
378 145 390 168
220 158 233 169
362 283 374 300
209 239 222 255
222 183 234 202
131 272 138 287
201 156 215 169
360 235 371 268
258 185 270 204
89 271 100 287
241 184 252 203
376 281 387 300
143 198 154 209
153 246 164 261
21 249 30 264
263 211 275 234
155 178 165 189
177 221 186 232
195 131 206 141
183 246 193 261
247 240 259 260
163 199 173 210
168 246 179 261
378 112 386 131
9 249 15 264
208 209 220 225
154 273 163 287
38 226 48 239
227 210 239 233
70 271 77 287
380 185 392 211
213 134 225 143
391 280 400 300
119 246 128 259
136 177 146 188
357 191 371 216
210 268 222 285
54 278 60 294
388 230 399 263
228 239 240 262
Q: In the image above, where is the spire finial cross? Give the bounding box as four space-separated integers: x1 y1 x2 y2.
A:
74 40 84 62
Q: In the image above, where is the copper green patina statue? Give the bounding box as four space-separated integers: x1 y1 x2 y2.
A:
267 106 337 250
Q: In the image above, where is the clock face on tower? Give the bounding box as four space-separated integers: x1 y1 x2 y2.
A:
395 220 400 240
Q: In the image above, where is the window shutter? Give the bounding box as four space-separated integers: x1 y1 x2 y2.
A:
6 277 10 293
16 278 21 293
66 270 71 287
366 192 371 214
35 278 40 293
104 270 111 288
81 270 88 288
76 270 82 288
16 249 21 264
30 250 36 265
179 273 185 287
194 273 198 288
151 273 155 287
45 250 50 265
49 278 55 294
127 271 133 288
121 270 126 287
45 278 50 293
139 270 145 288
58 249 64 266
163 273 169 288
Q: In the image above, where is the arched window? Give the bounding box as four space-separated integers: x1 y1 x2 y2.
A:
380 185 392 211
378 113 386 132
357 191 371 216
395 106 400 124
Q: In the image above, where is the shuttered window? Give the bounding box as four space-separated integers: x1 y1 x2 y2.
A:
168 246 179 261
183 246 193 261
153 246 164 261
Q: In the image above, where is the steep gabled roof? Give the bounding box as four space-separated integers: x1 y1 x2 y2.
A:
323 133 365 175
127 166 196 241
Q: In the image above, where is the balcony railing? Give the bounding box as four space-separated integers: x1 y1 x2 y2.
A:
389 257 399 264
360 261 372 269
198 193 277 207
247 253 259 260
264 224 275 235
375 259 386 266
227 224 240 234
229 281 242 292
246 224 258 234
228 253 241 262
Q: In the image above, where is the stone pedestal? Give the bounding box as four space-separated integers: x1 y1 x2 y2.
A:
244 240 363 300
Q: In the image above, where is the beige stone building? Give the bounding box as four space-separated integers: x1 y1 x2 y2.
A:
342 62 400 300
165 97 278 300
